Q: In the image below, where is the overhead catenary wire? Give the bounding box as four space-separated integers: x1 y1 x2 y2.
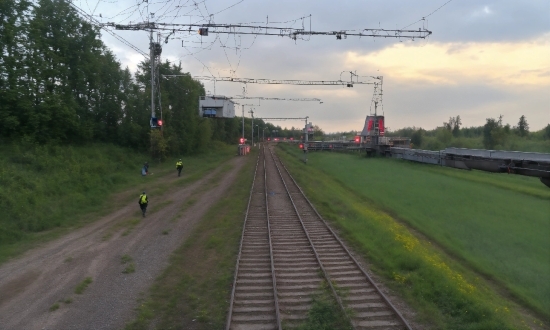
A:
86 0 430 136
401 0 454 29
105 21 431 40
186 75 382 86
68 1 149 58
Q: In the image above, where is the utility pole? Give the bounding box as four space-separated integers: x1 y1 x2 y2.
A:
304 116 309 164
248 109 254 146
240 104 255 142
150 30 155 121
256 125 260 148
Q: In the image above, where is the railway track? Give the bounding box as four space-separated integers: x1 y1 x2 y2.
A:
227 145 411 329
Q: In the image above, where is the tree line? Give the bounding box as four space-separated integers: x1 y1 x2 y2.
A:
0 0 282 157
387 115 550 152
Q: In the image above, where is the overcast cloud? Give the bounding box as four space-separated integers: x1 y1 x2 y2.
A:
75 0 550 132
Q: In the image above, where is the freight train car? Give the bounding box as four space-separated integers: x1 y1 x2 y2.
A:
390 147 550 187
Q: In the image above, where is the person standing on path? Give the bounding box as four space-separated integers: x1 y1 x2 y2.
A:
138 191 148 217
176 159 183 177
142 162 149 176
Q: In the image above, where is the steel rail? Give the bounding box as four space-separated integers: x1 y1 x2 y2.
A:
278 154 414 330
266 147 354 328
263 147 283 330
225 151 261 330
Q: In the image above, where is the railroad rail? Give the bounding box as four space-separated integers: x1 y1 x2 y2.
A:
227 146 411 329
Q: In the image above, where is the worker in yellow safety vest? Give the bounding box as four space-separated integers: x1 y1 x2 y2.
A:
138 191 148 217
176 159 183 177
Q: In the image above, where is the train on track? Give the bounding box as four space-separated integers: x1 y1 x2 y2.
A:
292 114 550 188
297 141 550 188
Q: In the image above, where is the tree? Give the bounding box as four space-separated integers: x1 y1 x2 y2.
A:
0 0 32 137
443 117 454 131
436 127 452 145
150 129 169 161
483 116 509 149
483 118 498 149
195 118 212 152
517 115 529 137
443 115 461 137
544 124 550 140
452 115 462 137
312 125 325 140
411 129 424 148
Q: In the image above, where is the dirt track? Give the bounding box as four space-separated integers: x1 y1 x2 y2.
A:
0 156 247 330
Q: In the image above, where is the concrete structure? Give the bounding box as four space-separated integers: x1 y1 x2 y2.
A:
199 95 235 118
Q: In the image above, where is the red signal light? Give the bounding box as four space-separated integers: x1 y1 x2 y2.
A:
299 144 304 149
158 119 163 126
239 138 245 144
354 136 360 143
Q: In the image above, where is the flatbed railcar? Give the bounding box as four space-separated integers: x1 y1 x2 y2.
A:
284 139 550 188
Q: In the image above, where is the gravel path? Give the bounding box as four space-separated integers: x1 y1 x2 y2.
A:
0 155 247 330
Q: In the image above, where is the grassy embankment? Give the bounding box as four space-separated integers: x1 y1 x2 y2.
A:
0 141 237 264
278 144 549 329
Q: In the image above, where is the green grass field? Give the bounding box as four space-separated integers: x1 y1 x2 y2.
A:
278 144 549 328
0 141 237 264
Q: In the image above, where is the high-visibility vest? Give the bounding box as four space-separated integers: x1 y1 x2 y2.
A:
176 161 183 168
139 194 148 204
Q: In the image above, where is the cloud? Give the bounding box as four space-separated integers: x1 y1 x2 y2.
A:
470 5 493 18
87 0 550 133
344 34 550 86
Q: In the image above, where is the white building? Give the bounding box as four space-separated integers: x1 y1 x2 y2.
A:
199 95 235 118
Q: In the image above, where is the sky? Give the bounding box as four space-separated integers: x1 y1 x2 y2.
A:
74 0 550 133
